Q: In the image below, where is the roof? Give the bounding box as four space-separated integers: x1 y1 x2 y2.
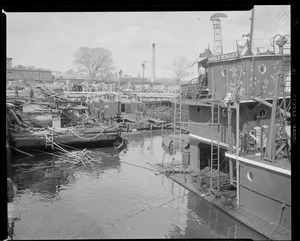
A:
191 57 208 66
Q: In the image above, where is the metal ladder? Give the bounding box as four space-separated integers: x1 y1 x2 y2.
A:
210 101 220 190
173 94 182 154
45 128 54 149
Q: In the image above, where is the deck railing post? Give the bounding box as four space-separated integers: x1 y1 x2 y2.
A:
236 159 240 205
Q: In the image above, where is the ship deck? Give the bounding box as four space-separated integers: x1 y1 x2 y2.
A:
167 172 291 240
227 151 291 172
240 153 291 170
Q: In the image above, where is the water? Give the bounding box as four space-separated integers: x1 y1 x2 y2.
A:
9 130 266 239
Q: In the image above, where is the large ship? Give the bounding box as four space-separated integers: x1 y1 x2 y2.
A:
178 7 291 240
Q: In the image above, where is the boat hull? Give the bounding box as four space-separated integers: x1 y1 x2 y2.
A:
11 131 121 153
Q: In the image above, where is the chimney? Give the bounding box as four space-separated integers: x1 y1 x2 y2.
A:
151 43 156 83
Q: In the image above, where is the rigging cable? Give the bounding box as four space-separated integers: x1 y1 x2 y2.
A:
261 7 280 32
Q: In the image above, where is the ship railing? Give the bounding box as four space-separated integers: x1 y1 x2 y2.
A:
281 59 291 95
239 129 264 157
283 43 290 55
189 122 223 143
180 122 189 133
172 122 189 132
181 84 211 100
283 75 291 95
239 125 289 160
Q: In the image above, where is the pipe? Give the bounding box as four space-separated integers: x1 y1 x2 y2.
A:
264 72 280 162
253 97 290 118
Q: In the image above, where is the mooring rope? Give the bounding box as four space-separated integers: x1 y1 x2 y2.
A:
66 125 115 140
269 202 286 240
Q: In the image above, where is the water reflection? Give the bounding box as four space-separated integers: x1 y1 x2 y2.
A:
9 131 265 240
12 149 121 200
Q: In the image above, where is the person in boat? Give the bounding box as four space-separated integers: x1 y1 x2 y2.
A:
198 63 207 89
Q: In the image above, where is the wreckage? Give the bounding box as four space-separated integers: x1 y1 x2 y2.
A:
6 86 170 153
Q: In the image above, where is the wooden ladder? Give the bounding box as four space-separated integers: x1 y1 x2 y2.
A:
45 128 54 149
210 101 220 190
173 95 182 154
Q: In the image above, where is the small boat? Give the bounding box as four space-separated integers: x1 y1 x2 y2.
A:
113 136 128 151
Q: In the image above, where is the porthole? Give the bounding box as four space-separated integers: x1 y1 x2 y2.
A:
222 109 227 117
259 108 266 118
258 64 266 74
222 69 227 77
196 106 201 112
247 171 254 181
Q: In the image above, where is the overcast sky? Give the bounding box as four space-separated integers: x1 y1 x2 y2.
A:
6 6 290 79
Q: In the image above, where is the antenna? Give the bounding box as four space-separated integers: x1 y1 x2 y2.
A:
210 13 227 56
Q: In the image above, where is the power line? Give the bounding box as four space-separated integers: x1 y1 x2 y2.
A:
260 7 279 33
279 6 290 19
265 6 281 32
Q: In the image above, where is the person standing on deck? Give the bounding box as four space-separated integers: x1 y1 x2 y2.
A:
198 64 207 88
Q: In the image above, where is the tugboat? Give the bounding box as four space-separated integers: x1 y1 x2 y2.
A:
179 7 291 240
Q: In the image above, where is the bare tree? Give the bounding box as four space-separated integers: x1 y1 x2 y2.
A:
170 56 193 85
73 47 114 81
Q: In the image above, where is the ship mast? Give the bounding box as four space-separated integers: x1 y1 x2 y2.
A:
248 6 255 55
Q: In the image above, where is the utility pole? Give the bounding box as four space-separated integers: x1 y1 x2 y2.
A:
141 61 147 92
151 43 156 83
117 70 122 114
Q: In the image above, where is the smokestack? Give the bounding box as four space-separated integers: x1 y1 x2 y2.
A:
151 43 156 83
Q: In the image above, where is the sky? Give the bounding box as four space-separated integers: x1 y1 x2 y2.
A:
5 6 290 79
